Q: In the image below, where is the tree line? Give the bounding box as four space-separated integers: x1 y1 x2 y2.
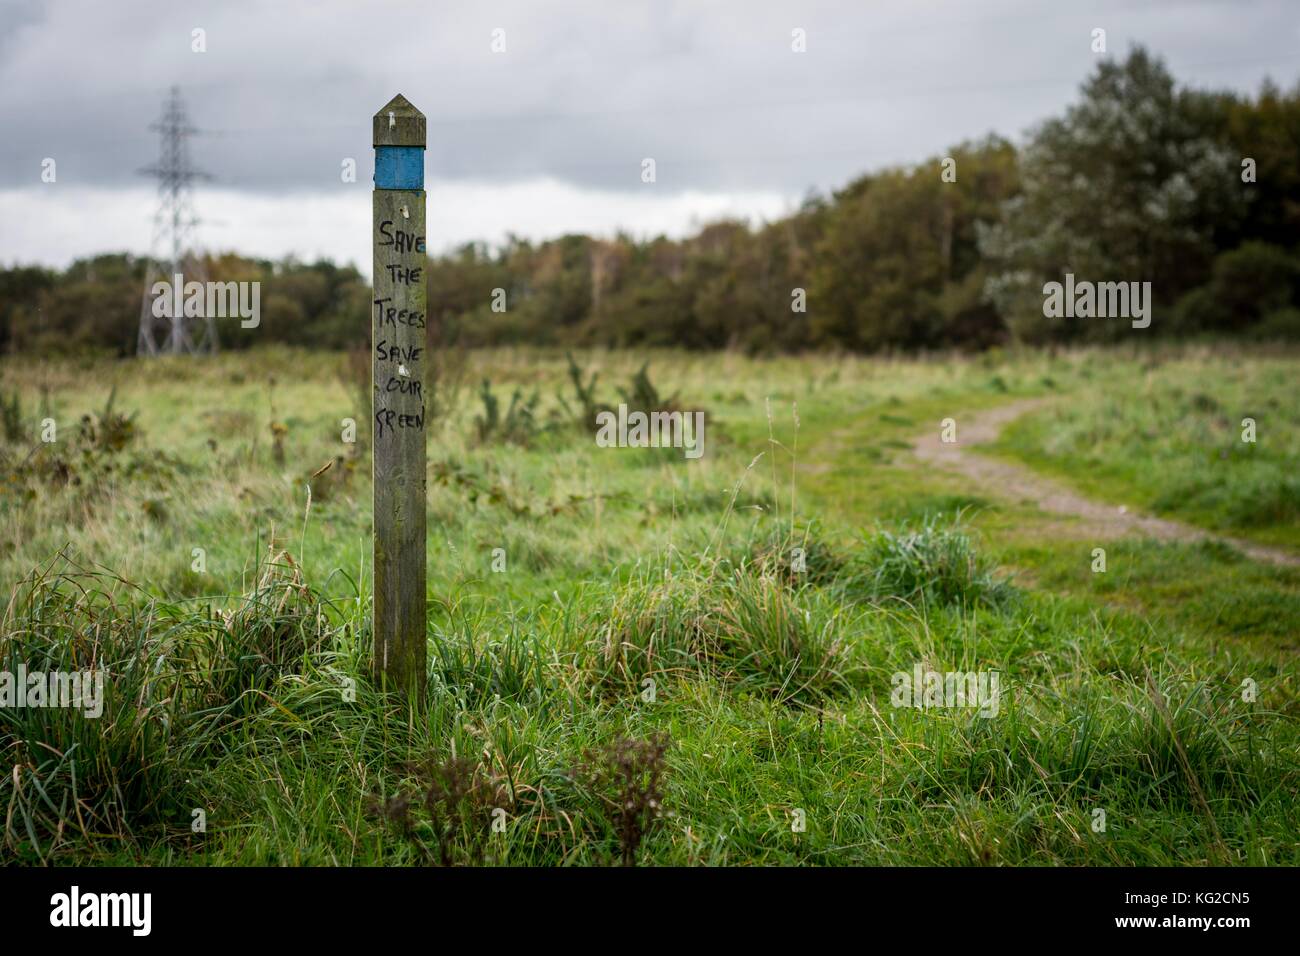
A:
2 47 1297 357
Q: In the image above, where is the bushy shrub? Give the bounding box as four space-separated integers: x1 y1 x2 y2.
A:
1252 307 1300 341
842 516 1015 609
0 550 335 859
580 562 862 703
1173 242 1298 335
1 566 190 859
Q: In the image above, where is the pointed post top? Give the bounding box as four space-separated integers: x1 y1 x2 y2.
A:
373 93 426 147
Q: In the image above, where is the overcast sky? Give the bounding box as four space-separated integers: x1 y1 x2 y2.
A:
1 0 1297 273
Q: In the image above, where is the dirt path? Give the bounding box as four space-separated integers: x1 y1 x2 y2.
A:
913 397 1300 568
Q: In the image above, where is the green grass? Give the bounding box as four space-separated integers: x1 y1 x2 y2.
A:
1 343 1298 865
989 348 1300 550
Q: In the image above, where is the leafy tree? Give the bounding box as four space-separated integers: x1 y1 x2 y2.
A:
810 136 1018 349
981 46 1239 342
3 45 1298 356
0 265 56 354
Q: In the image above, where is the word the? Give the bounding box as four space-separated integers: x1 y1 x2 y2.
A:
150 274 260 328
50 886 151 936
0 665 103 718
890 665 1000 717
1042 273 1151 329
595 404 705 460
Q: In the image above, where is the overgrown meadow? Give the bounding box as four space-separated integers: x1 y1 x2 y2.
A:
1 343 1298 865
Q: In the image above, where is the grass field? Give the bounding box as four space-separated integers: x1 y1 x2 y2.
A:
1 343 1298 865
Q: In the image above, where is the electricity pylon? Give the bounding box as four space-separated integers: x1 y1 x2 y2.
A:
137 86 217 355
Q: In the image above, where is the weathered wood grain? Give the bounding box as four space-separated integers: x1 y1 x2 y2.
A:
372 95 427 698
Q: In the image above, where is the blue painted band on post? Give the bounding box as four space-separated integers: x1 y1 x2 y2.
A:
374 146 425 189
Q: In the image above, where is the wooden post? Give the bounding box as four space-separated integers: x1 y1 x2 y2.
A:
372 93 427 697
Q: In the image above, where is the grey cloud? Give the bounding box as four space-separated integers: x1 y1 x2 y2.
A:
0 0 1296 197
